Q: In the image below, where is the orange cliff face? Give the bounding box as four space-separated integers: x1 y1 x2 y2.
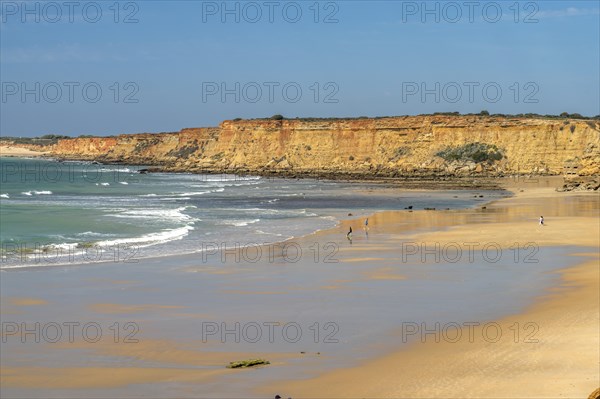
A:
47 116 600 177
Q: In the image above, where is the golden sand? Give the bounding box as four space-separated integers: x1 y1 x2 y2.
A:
0 146 49 157
268 186 600 397
2 184 598 396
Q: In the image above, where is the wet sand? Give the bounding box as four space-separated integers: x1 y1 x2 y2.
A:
1 180 598 398
268 185 600 398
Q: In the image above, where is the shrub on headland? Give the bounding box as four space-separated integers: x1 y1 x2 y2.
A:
436 142 504 163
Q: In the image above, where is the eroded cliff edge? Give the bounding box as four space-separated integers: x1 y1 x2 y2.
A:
10 115 600 179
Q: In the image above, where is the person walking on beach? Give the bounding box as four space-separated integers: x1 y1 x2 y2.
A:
347 226 353 241
539 216 544 226
364 218 369 230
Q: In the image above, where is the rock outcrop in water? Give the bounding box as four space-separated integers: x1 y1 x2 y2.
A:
7 115 600 179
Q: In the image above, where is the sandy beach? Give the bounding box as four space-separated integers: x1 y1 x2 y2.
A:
268 184 600 397
0 145 49 157
1 179 598 398
3 0 598 396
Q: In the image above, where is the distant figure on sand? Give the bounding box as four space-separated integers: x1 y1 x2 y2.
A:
364 218 369 229
539 216 544 226
347 226 353 240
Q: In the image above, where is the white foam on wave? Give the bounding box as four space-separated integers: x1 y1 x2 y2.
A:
119 182 129 185
177 187 225 197
218 218 260 227
77 231 117 238
108 206 196 222
99 167 133 173
178 191 210 196
0 194 9 199
21 190 52 196
201 175 261 182
160 197 191 201
96 225 194 248
206 180 262 189
281 193 305 197
255 229 284 237
239 207 312 217
22 225 195 265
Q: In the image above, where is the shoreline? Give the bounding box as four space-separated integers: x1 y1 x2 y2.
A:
1 157 510 271
0 186 506 271
1 177 598 397
266 184 600 398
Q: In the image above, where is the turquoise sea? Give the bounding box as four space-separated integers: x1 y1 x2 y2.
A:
0 157 501 268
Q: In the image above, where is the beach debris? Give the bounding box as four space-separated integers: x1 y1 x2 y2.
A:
404 205 413 210
347 213 353 216
226 359 270 369
424 207 436 210
481 206 487 210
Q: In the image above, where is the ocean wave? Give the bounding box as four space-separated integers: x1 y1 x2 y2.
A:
280 192 306 197
96 225 194 248
98 167 134 173
119 182 129 185
159 197 192 201
263 198 280 203
255 229 284 237
77 231 118 238
177 191 210 196
108 206 196 222
238 208 312 217
0 194 9 199
177 187 225 196
218 218 260 227
17 225 196 262
21 190 53 196
201 175 261 182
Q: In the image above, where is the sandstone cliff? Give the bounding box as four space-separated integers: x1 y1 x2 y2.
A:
28 116 600 178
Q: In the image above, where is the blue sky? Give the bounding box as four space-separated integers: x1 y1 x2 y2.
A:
1 0 599 137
